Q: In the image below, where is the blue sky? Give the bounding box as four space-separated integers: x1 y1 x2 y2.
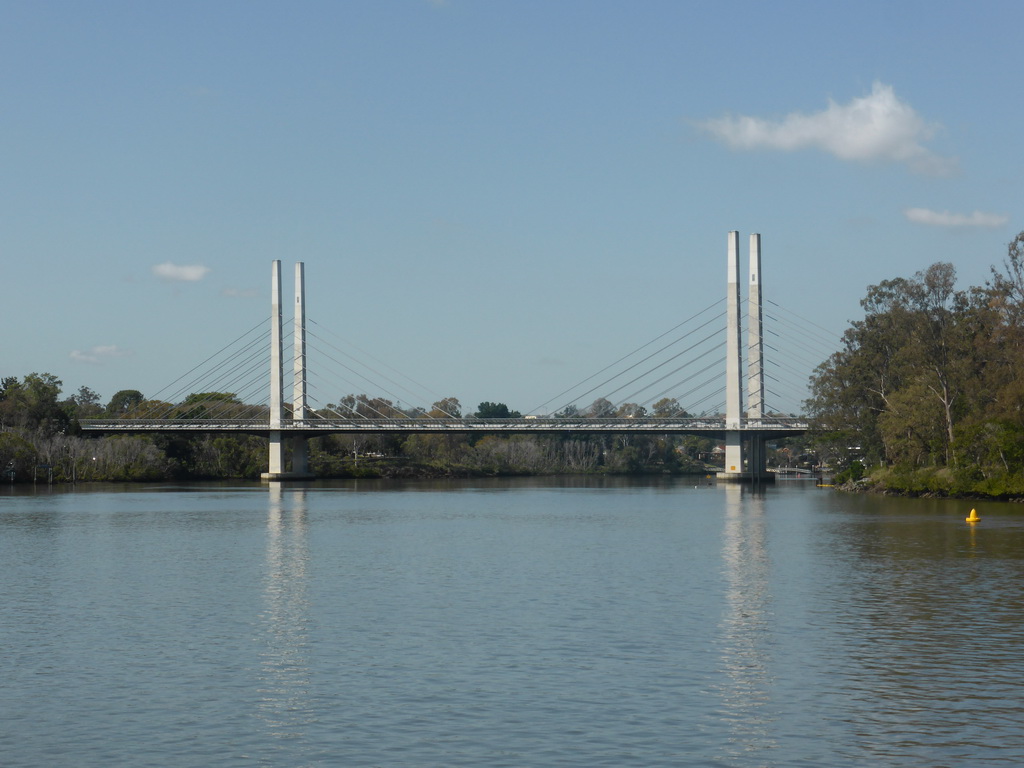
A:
2 0 1021 416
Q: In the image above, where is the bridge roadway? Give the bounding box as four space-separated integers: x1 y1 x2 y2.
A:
80 417 807 439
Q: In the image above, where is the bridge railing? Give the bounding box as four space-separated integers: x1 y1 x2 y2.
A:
80 416 808 433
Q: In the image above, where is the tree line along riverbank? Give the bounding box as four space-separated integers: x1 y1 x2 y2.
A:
2 381 751 483
809 231 1024 500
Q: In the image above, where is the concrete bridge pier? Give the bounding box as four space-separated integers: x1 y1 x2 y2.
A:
720 433 771 482
747 434 769 481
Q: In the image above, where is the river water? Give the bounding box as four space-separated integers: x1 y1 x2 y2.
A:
2 477 1022 767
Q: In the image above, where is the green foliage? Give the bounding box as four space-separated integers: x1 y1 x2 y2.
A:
428 397 462 418
0 432 36 478
175 392 242 420
809 233 1024 496
475 402 522 418
652 398 687 417
0 373 69 435
329 394 404 419
65 386 103 420
833 460 864 485
616 403 647 418
106 390 144 416
90 435 171 481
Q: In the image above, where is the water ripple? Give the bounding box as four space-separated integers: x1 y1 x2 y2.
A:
2 481 1024 766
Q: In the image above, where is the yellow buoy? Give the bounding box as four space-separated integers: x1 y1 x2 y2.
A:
966 508 980 523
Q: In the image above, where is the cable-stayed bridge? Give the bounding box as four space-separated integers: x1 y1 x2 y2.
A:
82 232 830 481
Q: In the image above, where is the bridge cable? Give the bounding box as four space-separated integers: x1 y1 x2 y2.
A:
529 297 724 415
763 354 819 387
304 336 460 419
145 325 270 411
175 335 272 416
576 324 725 409
138 324 270 418
757 309 840 414
613 344 723 408
630 356 726 415
540 303 726 415
306 388 404 420
761 330 835 372
179 342 269 406
159 346 284 421
765 298 842 342
763 311 840 361
760 337 832 409
305 329 454 416
686 387 726 416
306 318 450 409
302 365 413 420
676 373 727 410
305 340 431 418
135 318 268 414
303 374 417 420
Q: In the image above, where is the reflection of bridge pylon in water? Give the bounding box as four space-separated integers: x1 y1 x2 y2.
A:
261 231 784 482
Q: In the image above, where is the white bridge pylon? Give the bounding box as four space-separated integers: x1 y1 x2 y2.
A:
720 231 768 482
263 260 313 480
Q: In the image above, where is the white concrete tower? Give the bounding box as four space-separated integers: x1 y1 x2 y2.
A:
722 231 744 477
747 233 765 420
265 260 285 478
291 261 309 475
746 233 770 480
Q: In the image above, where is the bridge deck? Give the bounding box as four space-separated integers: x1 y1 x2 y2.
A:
81 417 807 438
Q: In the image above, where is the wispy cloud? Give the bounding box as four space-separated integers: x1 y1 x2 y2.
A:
698 82 957 175
904 207 1008 228
152 262 211 282
70 345 133 365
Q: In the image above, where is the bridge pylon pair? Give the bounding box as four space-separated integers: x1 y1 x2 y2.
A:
261 260 314 481
718 231 771 483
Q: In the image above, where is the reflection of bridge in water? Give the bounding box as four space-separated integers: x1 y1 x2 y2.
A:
82 232 810 482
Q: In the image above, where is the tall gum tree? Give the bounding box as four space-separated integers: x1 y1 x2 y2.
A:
809 263 976 468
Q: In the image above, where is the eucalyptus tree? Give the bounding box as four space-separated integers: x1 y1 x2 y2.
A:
0 373 69 434
808 263 974 466
106 389 144 416
651 397 685 418
809 257 1009 473
475 402 522 419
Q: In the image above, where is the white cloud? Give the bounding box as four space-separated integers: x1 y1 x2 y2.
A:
698 82 957 175
70 345 133 365
152 262 211 282
904 207 1009 228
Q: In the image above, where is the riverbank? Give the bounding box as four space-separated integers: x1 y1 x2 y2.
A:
838 465 1024 503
